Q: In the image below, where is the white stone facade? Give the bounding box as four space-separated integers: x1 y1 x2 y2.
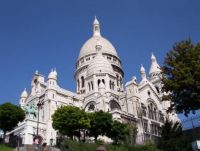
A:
8 17 178 145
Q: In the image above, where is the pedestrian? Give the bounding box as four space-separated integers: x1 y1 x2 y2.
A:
33 137 39 151
42 143 47 151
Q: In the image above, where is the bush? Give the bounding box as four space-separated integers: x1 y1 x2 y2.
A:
60 140 98 151
60 140 162 151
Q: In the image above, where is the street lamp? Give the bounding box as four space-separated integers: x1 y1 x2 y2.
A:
36 100 43 138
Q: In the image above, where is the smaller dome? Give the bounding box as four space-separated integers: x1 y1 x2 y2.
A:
48 69 57 80
21 88 28 98
87 50 114 77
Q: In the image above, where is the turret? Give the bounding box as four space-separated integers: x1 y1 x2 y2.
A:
47 69 58 87
139 64 148 85
149 53 161 80
20 88 28 108
140 65 146 80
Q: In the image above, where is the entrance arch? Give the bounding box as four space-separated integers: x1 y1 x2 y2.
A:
110 100 121 110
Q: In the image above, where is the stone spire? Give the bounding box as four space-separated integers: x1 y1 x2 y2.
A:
140 64 146 80
20 88 28 108
21 88 28 98
149 53 161 79
93 16 101 36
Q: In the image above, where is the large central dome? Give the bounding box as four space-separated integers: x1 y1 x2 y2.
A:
79 36 118 59
78 17 118 59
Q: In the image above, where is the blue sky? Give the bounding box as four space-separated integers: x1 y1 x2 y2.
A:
0 0 200 120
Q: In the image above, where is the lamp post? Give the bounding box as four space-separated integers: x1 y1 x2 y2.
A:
36 100 43 138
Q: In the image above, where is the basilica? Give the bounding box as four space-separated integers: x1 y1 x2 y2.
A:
8 17 178 145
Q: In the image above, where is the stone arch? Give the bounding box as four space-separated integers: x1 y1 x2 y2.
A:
84 101 96 112
110 100 121 110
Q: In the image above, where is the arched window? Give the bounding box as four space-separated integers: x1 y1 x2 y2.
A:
91 81 93 90
88 83 91 91
153 108 157 120
110 100 121 110
148 102 157 121
109 80 112 89
102 79 105 84
88 104 95 111
98 79 101 87
116 75 119 86
77 80 80 91
112 82 115 90
85 102 96 112
120 77 122 87
155 86 160 94
81 76 85 88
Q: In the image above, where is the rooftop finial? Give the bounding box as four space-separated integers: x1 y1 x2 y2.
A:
93 16 101 36
140 64 147 80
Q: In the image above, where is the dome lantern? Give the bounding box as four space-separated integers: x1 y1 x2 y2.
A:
93 16 101 37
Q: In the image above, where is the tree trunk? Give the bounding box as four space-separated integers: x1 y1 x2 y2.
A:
95 136 97 143
3 131 6 143
83 130 86 142
78 129 80 142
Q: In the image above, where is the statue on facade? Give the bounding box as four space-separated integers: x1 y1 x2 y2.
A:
24 103 37 119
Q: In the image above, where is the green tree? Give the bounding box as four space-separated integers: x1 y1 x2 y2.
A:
107 120 129 144
0 102 25 142
88 111 112 142
157 119 191 151
124 124 137 147
162 40 200 116
52 106 89 141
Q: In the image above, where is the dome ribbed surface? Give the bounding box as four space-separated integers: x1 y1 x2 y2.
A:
79 36 118 59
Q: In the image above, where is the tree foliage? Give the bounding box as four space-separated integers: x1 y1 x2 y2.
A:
107 120 129 144
52 107 133 144
124 124 137 147
157 119 191 151
0 102 25 142
52 105 89 140
89 111 112 142
162 40 200 115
